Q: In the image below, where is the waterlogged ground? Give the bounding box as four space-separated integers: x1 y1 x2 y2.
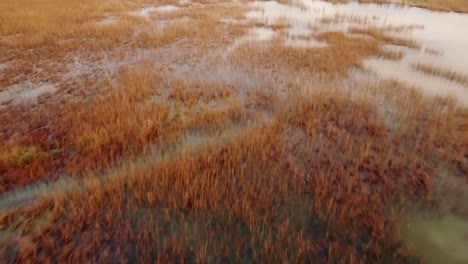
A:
0 0 467 263
246 0 468 104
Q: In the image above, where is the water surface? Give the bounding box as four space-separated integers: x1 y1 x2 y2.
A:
245 0 468 105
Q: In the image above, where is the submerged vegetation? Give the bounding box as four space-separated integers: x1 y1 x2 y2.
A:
327 0 468 13
0 0 467 263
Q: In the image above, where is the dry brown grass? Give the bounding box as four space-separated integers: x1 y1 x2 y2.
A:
228 22 423 78
229 31 382 77
0 0 247 90
0 0 136 89
0 0 251 191
0 0 467 263
0 0 152 47
0 66 170 190
412 63 468 87
348 27 421 49
0 63 250 192
1 82 466 262
319 13 379 26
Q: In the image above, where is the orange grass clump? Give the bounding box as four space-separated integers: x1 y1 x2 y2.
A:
348 27 421 49
1 66 172 191
412 63 468 87
229 32 381 77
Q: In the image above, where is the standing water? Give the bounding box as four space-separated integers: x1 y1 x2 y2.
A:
245 0 468 105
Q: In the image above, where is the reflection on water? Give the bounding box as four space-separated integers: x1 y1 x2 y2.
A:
363 58 468 105
245 0 468 105
401 211 468 264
